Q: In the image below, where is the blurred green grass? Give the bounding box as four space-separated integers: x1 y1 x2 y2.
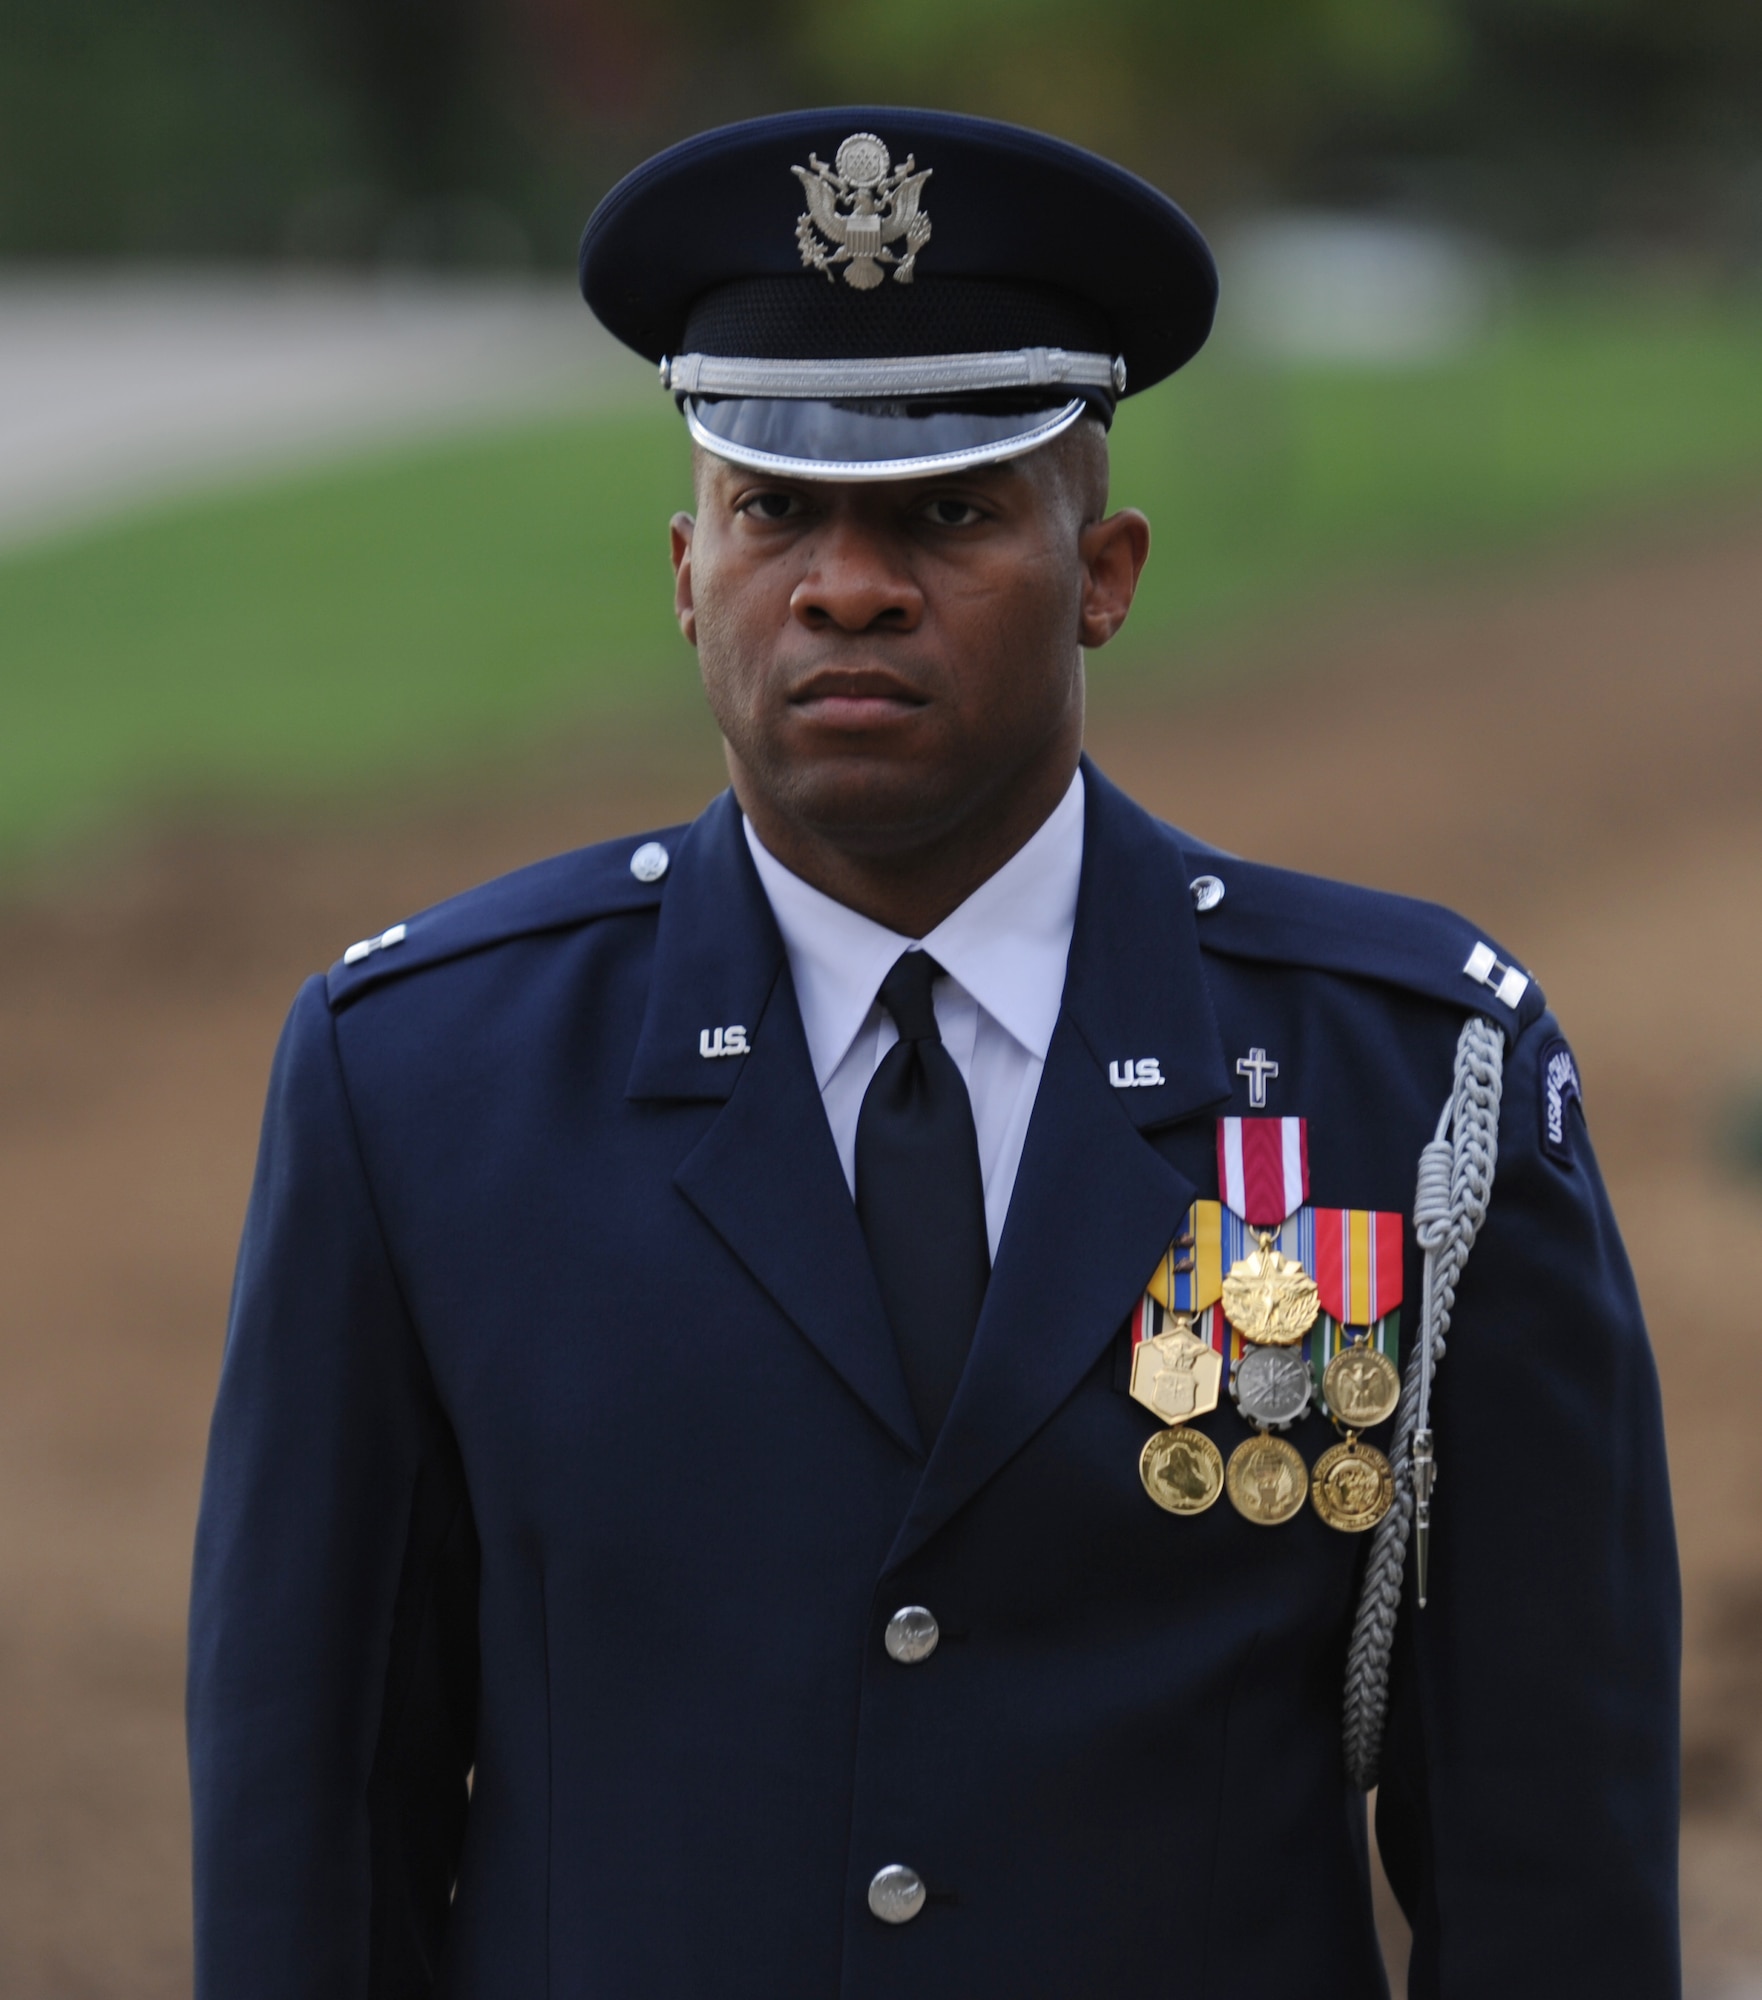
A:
5 285 1762 863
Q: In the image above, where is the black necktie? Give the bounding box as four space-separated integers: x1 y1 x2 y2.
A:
855 951 991 1444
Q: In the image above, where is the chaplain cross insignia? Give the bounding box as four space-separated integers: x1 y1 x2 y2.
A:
1235 1046 1279 1107
793 133 933 290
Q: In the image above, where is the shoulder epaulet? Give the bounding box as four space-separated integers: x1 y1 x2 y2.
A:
1175 846 1547 1034
324 825 686 1010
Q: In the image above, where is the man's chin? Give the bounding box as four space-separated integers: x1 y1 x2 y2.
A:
764 752 975 856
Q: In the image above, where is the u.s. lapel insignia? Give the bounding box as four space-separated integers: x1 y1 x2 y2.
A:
793 134 933 289
1109 1057 1165 1089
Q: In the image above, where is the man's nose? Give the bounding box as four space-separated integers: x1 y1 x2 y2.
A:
789 519 923 632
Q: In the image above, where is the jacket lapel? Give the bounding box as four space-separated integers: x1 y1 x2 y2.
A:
885 762 1232 1568
629 794 923 1459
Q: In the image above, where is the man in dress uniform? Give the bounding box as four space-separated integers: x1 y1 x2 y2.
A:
188 109 1681 1997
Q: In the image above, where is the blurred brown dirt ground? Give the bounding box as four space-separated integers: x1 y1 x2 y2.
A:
2 510 1760 1997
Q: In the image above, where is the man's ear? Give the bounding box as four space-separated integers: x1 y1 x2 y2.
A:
670 512 697 647
1076 508 1151 650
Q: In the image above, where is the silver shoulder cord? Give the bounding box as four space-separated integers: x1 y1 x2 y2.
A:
1342 1013 1506 1790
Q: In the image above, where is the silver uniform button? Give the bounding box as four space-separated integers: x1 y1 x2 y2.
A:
1189 873 1225 912
868 1864 927 1924
884 1606 940 1665
629 841 670 883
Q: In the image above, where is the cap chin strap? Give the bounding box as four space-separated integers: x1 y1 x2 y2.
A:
663 347 1125 399
683 394 1090 481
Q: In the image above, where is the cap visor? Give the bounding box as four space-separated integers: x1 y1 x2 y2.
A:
683 395 1088 480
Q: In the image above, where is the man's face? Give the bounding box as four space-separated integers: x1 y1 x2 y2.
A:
670 425 1147 862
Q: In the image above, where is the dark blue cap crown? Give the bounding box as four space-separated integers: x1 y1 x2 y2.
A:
580 106 1217 478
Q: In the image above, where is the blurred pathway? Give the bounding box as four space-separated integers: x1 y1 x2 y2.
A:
0 269 649 548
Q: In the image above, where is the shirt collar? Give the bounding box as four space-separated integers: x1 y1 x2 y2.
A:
744 768 1085 1088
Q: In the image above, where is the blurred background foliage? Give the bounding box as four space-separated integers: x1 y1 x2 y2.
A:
2 0 1760 265
6 0 1762 867
7 284 1761 861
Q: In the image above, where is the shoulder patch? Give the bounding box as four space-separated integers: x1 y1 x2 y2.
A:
1539 1035 1583 1166
325 825 687 1009
1177 848 1546 1032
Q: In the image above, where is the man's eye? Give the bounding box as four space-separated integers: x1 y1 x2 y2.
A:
923 497 984 527
740 491 800 520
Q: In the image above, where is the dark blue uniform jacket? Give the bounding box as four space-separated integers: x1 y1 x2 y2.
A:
188 762 1680 1998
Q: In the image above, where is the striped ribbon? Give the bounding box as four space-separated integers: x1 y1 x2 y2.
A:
1144 1200 1223 1317
1217 1117 1309 1225
1133 1295 1226 1352
1312 1208 1404 1325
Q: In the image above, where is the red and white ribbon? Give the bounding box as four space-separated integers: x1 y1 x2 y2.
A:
1217 1116 1308 1226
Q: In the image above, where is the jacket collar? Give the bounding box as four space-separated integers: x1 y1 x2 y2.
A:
630 792 923 1452
626 788 784 1104
626 762 1233 1516
627 760 1228 1119
1059 756 1232 1131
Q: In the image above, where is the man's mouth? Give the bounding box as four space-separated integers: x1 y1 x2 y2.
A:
787 668 929 727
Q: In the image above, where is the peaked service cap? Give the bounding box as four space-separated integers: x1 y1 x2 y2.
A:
579 106 1217 480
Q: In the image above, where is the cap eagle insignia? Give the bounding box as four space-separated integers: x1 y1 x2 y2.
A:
792 133 933 289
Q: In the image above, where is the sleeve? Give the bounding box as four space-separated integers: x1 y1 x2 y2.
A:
1375 1007 1681 1997
187 977 479 2000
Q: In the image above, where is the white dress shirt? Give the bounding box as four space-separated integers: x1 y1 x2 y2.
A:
744 769 1084 1259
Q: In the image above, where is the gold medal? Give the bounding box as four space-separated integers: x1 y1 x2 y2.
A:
1310 1437 1395 1533
1220 1233 1320 1348
1224 1433 1308 1526
1322 1342 1400 1429
1140 1425 1225 1515
1129 1320 1223 1427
